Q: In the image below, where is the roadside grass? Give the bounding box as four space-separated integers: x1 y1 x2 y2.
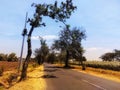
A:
9 65 46 90
0 70 18 88
0 61 18 89
0 61 40 89
27 62 39 72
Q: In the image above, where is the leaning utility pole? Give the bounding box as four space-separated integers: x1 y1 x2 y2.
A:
18 12 28 73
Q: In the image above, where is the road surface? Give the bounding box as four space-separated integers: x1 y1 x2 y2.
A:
43 63 120 90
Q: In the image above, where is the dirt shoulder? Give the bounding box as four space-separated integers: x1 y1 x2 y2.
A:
0 61 18 71
8 66 46 90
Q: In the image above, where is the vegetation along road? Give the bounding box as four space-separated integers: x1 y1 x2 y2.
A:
44 63 120 90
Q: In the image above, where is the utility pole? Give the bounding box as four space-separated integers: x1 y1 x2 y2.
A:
18 12 28 73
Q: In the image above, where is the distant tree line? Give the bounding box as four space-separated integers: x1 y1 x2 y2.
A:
0 53 18 62
100 49 120 61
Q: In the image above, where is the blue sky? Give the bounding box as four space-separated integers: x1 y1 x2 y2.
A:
0 0 120 60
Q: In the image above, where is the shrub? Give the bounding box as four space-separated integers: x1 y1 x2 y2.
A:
7 53 18 62
0 53 7 61
47 53 56 64
32 63 38 68
7 73 18 86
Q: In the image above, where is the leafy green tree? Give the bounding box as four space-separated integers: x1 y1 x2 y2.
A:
34 48 41 65
57 51 66 64
40 39 49 62
20 0 76 81
47 52 56 64
34 38 49 65
100 49 120 61
100 52 115 61
7 53 18 62
70 27 86 67
114 49 120 61
0 53 7 61
52 27 86 68
52 26 71 67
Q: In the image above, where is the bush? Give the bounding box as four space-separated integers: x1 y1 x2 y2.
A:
32 63 39 68
0 53 7 61
7 53 17 62
0 53 18 61
7 73 18 86
47 53 56 64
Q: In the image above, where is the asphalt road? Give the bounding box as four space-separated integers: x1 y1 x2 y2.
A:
43 63 120 90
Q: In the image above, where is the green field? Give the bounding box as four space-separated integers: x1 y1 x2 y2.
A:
85 61 120 71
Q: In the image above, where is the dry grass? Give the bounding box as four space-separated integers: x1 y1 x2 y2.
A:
0 61 18 89
8 65 46 90
0 62 46 90
72 65 120 83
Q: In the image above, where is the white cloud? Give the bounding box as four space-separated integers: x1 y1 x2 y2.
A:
32 35 58 41
31 36 39 40
86 47 111 52
87 47 102 51
42 35 58 40
84 47 112 60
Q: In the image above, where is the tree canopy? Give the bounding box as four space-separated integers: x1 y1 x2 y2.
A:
100 49 120 61
52 26 86 67
34 38 49 65
20 0 77 81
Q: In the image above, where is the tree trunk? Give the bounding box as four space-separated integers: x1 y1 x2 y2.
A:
64 50 69 67
19 26 34 81
80 59 86 70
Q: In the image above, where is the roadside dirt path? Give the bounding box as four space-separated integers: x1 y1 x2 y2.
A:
9 66 46 90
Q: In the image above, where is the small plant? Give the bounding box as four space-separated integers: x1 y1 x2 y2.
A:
0 66 4 76
7 73 18 86
32 63 38 68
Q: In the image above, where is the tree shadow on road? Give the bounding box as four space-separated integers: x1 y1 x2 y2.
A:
41 74 57 79
44 69 58 72
45 65 75 69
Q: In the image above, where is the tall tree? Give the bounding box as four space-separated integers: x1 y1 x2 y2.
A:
100 49 120 61
52 27 86 67
47 52 56 64
100 52 115 61
0 53 7 61
7 53 18 62
71 28 86 69
114 49 120 61
20 0 76 81
34 38 49 65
